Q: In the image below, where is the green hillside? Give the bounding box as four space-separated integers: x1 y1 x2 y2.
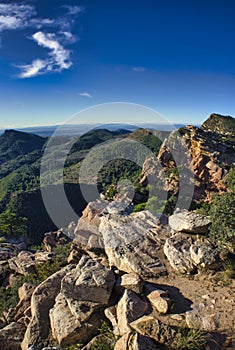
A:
0 129 45 164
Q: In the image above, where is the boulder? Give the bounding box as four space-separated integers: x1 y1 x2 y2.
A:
8 251 36 275
21 265 74 350
186 308 219 331
116 273 144 294
6 283 35 323
99 210 166 279
0 322 26 350
114 332 160 350
116 290 148 335
50 256 115 346
130 315 176 346
104 306 119 335
49 293 100 345
190 241 221 269
147 289 173 314
61 255 115 304
163 234 195 274
169 211 211 234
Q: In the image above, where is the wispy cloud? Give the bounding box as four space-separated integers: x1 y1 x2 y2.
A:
63 5 83 16
0 3 36 31
132 66 147 72
18 32 72 78
79 92 92 98
0 2 82 78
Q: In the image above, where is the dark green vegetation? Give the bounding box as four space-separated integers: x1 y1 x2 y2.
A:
0 210 27 237
0 243 71 316
0 128 162 244
0 129 45 164
208 166 235 251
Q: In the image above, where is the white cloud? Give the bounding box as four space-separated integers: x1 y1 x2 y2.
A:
63 5 83 16
18 59 47 78
17 31 72 78
79 92 92 98
132 66 147 72
0 3 36 31
0 2 82 78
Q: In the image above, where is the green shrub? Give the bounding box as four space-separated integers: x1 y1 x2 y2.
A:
173 326 208 350
208 191 235 251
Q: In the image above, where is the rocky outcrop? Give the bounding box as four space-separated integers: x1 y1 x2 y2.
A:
6 283 35 324
43 229 72 252
49 256 115 345
0 322 27 350
141 122 235 202
8 251 37 276
21 265 74 350
99 210 167 279
169 211 211 234
164 233 221 274
163 234 195 274
8 250 52 276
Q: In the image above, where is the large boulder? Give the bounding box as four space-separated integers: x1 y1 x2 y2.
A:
164 234 222 273
163 234 195 274
115 290 149 336
21 265 74 350
99 210 167 279
169 211 211 234
0 322 26 350
190 241 221 269
49 293 101 345
61 255 115 304
50 256 115 346
130 315 176 346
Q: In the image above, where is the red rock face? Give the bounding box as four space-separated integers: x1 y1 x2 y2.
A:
141 125 234 203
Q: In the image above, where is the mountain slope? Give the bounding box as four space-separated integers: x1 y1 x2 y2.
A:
0 129 45 163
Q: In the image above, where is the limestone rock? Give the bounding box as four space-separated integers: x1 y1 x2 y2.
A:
8 251 36 275
169 211 211 234
114 332 160 350
50 256 115 346
99 210 166 279
6 283 35 323
186 308 219 331
163 234 195 274
21 265 74 350
61 255 115 304
190 241 220 269
0 322 26 350
104 306 119 335
147 289 172 314
130 315 176 346
116 272 144 294
116 290 148 335
49 293 100 345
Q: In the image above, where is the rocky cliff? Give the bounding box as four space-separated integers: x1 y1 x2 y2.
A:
142 115 235 203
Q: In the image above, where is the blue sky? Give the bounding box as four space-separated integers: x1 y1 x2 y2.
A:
0 0 235 128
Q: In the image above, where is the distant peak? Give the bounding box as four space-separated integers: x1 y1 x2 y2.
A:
201 113 235 135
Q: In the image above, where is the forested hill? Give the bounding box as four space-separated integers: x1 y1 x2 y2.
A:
0 129 45 163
